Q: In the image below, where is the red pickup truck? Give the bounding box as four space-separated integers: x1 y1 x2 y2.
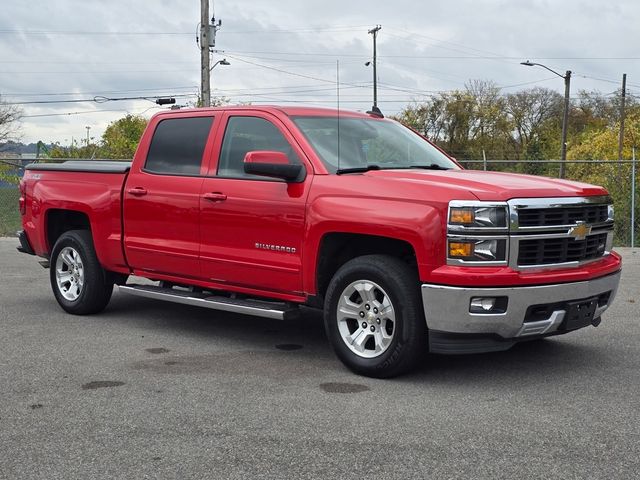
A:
17 105 622 377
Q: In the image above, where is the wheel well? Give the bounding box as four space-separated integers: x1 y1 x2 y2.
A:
316 233 418 300
46 209 91 252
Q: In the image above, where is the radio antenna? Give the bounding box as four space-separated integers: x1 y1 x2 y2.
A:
336 59 341 171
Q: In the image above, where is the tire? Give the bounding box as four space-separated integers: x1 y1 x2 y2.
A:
324 255 427 378
49 230 114 315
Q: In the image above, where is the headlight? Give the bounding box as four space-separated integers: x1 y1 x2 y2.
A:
447 201 509 265
449 204 508 229
448 238 507 262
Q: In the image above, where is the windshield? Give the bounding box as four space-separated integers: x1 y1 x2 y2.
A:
291 116 459 173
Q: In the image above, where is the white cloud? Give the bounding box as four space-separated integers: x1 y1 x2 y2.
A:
0 0 637 145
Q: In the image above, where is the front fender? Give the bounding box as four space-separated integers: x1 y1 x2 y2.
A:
303 195 444 294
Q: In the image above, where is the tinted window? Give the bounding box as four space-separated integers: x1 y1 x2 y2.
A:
218 116 300 178
145 117 213 175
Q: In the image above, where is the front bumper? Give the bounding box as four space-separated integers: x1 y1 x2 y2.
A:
422 270 621 354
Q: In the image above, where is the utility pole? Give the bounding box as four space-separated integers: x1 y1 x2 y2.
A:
618 73 627 166
85 126 91 146
559 70 571 179
200 0 211 107
199 1 222 107
368 25 381 109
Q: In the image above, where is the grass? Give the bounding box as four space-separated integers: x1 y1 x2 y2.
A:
0 187 21 237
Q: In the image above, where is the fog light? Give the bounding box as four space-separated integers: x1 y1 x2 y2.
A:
469 296 508 314
470 297 496 312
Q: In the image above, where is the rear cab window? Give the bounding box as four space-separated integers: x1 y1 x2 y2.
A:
144 116 214 175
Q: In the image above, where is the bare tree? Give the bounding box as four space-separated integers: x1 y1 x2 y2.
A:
0 96 22 144
505 87 563 155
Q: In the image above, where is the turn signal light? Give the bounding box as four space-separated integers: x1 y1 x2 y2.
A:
449 207 475 225
449 241 474 258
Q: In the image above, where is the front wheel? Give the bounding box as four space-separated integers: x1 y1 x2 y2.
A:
50 230 114 315
324 255 427 378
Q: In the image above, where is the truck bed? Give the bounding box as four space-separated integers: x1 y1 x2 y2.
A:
21 161 130 272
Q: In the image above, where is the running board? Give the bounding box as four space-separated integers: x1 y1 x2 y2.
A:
118 284 299 320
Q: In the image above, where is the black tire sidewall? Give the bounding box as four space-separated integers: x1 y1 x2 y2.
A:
49 230 112 314
324 255 425 377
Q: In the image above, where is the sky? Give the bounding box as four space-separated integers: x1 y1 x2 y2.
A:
1 0 639 145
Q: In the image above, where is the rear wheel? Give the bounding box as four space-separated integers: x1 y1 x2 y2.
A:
50 230 114 315
324 255 427 378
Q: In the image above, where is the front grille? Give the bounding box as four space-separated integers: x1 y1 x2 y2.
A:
517 205 608 227
518 233 608 266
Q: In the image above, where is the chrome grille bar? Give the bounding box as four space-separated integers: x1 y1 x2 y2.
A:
507 196 614 270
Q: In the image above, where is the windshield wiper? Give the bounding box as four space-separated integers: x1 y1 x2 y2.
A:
411 164 451 170
335 165 382 175
335 164 451 174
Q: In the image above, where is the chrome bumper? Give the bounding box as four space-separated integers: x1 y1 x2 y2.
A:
421 271 621 340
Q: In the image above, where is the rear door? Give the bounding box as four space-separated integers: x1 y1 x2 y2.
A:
123 113 217 280
199 111 313 295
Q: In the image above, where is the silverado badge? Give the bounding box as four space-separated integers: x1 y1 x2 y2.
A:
255 242 297 254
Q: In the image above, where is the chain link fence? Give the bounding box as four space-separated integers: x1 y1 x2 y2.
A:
458 159 638 247
0 159 23 237
1 158 638 246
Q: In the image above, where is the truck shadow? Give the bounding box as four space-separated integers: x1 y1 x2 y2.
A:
104 292 330 353
414 339 606 381
105 292 609 385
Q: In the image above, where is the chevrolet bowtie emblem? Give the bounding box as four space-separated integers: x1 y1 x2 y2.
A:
568 222 592 241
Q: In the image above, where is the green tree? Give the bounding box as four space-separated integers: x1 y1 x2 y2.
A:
100 114 148 159
567 113 640 245
49 139 100 159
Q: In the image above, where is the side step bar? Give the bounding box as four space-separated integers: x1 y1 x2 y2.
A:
118 284 299 320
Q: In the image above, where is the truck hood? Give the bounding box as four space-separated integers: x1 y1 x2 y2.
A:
365 169 609 201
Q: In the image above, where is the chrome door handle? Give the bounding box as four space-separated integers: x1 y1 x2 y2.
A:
127 187 147 196
203 192 227 202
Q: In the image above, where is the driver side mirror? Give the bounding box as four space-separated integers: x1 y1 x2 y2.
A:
243 151 305 182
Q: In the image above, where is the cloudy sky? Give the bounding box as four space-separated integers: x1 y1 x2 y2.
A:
1 0 639 145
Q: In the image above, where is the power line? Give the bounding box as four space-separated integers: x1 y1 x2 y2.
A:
386 26 508 59
224 49 640 60
0 69 206 74
22 108 139 118
6 93 196 106
0 60 199 65
0 25 370 36
20 105 163 118
1 85 199 97
574 73 640 89
224 54 369 88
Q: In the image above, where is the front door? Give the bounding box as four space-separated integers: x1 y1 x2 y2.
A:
199 112 312 295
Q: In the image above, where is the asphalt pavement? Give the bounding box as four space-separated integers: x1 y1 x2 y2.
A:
1 238 638 479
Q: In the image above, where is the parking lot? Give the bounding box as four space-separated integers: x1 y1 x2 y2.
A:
0 237 638 479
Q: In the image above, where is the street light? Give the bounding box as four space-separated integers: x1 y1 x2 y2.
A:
210 58 230 72
206 58 230 107
521 60 572 178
